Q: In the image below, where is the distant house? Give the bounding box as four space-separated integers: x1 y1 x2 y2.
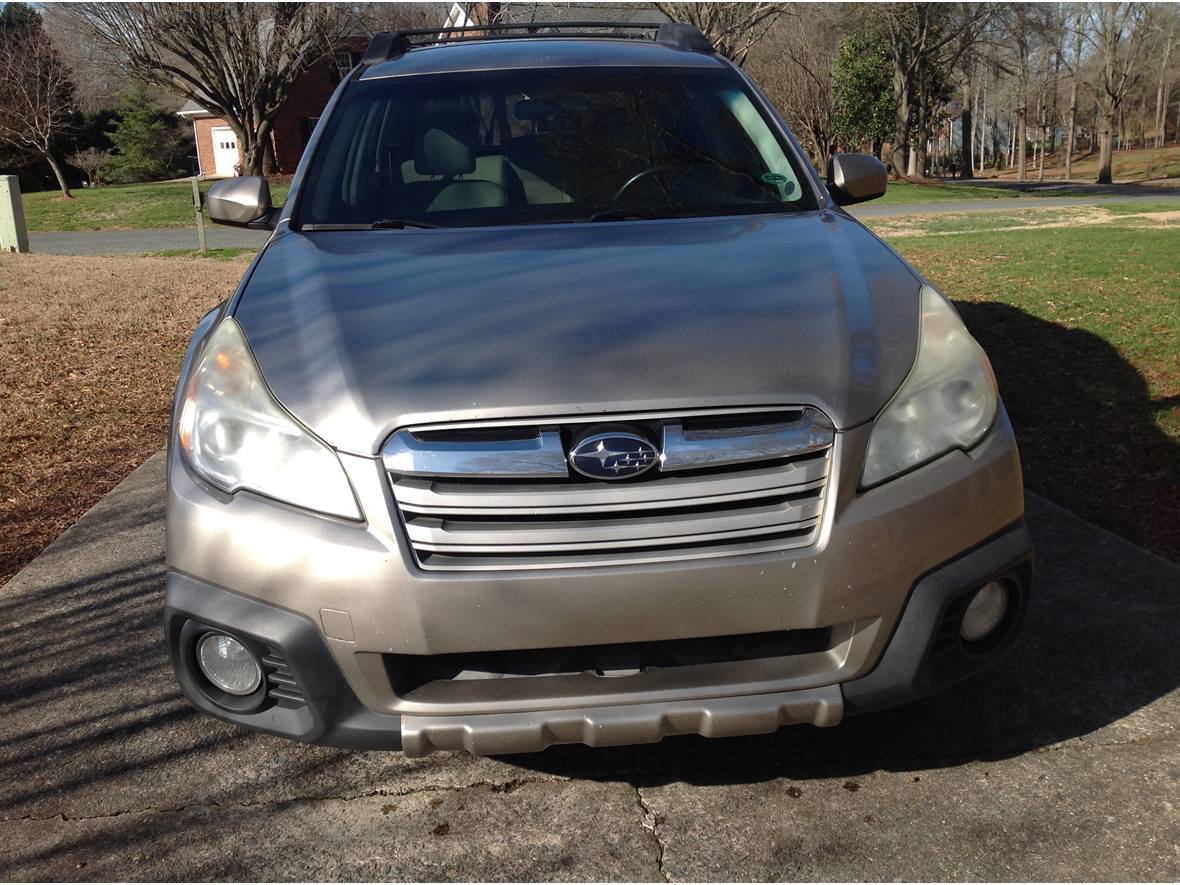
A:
177 49 360 177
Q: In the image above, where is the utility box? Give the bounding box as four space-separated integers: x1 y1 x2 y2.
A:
0 175 31 253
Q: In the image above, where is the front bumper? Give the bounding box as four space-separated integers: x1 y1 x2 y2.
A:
164 410 1032 756
164 519 1032 755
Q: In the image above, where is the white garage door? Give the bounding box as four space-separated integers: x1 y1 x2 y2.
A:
210 127 239 177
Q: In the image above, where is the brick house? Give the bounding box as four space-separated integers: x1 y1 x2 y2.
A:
178 49 360 177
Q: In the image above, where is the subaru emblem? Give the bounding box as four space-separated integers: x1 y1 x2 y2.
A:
569 432 659 480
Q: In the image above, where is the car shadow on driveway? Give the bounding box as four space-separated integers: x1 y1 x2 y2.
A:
957 301 1180 562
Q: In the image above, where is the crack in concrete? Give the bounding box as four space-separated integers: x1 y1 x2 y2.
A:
0 775 562 825
635 785 671 883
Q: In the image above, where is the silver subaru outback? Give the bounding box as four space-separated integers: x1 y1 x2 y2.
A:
165 22 1032 757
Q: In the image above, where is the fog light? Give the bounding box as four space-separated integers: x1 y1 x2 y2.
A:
960 581 1010 642
196 633 262 695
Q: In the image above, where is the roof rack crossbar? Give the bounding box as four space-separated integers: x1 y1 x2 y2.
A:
361 20 715 65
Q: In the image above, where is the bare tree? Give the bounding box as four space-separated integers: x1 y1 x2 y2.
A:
653 2 785 65
0 8 77 197
1085 2 1147 184
879 3 993 179
69 146 111 186
1004 5 1034 181
1064 5 1086 178
39 3 126 114
65 3 355 176
749 8 839 170
1147 6 1178 148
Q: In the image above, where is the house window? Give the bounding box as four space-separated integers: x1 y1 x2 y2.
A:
332 51 358 82
300 116 320 146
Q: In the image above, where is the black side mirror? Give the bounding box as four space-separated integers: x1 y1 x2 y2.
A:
206 176 276 229
827 154 888 206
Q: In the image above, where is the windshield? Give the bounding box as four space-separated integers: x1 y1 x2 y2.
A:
297 66 816 229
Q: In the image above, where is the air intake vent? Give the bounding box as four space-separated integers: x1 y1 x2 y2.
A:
262 650 305 707
383 407 835 571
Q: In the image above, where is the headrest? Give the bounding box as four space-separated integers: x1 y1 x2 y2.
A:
414 109 479 177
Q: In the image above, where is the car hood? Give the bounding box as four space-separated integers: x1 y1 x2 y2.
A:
234 211 920 454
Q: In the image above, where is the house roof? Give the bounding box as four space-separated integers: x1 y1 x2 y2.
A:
176 99 216 120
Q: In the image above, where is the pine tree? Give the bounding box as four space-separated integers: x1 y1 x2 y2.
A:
104 86 180 183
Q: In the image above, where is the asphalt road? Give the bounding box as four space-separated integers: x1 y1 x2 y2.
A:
1 454 1177 880
23 190 1180 255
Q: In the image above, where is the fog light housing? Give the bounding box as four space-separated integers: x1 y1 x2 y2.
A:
960 581 1010 642
196 633 262 695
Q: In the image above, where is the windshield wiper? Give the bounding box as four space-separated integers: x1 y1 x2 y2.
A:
300 219 440 231
370 218 439 230
589 206 806 224
587 210 667 223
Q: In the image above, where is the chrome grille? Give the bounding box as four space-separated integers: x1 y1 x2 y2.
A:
383 407 835 571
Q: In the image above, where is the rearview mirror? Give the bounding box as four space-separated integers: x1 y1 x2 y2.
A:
206 176 275 229
827 154 887 206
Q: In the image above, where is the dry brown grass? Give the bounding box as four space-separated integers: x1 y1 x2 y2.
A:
0 253 250 587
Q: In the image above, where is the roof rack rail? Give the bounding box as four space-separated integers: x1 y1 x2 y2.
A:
360 21 715 66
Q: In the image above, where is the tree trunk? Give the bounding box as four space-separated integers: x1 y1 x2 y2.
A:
891 63 911 178
1049 46 1061 155
1036 86 1046 182
1097 104 1115 184
981 84 991 171
1016 109 1027 181
961 76 974 179
45 150 73 199
1156 36 1174 149
1016 23 1029 182
971 77 980 174
1065 28 1079 179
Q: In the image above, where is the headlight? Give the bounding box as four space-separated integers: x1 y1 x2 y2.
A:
861 285 998 487
177 317 361 519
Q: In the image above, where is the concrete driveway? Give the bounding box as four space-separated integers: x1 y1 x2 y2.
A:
1 455 1177 880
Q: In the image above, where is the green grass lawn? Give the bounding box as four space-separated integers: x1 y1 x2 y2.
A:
875 180 1026 205
21 180 291 231
877 211 1179 560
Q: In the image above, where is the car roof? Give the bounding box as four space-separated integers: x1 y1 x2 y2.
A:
358 38 728 81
